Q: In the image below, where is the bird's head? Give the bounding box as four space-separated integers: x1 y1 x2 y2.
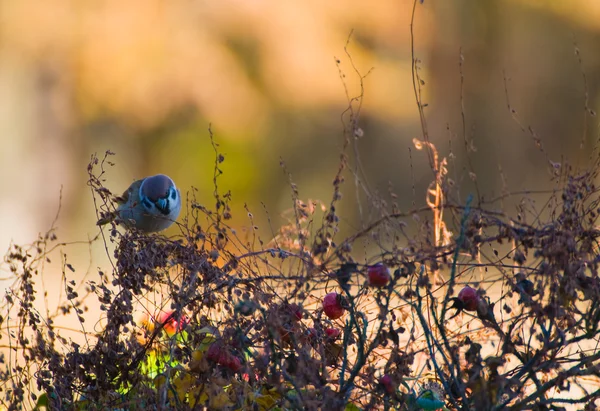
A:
139 174 179 214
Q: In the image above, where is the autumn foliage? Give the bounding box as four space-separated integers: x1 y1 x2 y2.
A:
1 125 600 411
2 20 600 411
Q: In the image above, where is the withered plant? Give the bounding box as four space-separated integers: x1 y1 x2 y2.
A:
2 5 600 411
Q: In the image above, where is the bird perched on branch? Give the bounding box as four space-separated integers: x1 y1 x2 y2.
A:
97 174 181 233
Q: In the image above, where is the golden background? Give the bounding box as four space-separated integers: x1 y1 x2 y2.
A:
0 0 599 284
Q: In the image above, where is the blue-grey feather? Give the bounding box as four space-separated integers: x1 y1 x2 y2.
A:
141 175 172 201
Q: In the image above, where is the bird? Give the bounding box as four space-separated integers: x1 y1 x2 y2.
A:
97 174 181 233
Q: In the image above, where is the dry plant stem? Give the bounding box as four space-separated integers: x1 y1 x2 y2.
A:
406 293 456 409
5 156 600 409
337 30 374 223
5 4 600 407
458 48 482 205
572 37 594 150
410 0 432 168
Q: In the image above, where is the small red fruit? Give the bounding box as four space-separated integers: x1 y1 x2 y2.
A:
367 263 391 287
458 286 480 311
325 328 341 340
206 343 222 362
207 343 242 372
225 355 242 372
379 374 395 394
288 303 303 321
158 311 188 337
323 292 345 319
216 349 229 366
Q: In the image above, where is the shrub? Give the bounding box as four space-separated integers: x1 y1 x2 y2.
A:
3 131 600 410
2 13 600 411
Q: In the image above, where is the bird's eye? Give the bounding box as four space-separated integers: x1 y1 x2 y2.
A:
170 189 177 201
142 197 154 210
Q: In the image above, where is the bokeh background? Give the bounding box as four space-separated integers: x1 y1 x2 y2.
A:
0 0 599 286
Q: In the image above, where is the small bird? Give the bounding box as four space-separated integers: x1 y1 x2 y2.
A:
97 174 181 233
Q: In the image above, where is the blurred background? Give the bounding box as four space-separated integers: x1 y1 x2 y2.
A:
0 0 599 287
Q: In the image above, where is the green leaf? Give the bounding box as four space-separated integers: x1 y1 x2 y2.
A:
33 393 49 410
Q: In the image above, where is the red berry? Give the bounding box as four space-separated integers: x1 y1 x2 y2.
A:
158 311 188 337
226 355 242 372
325 328 341 340
288 303 303 321
217 351 229 366
458 286 480 311
367 263 391 287
379 374 395 394
207 343 242 372
206 343 222 362
323 292 345 319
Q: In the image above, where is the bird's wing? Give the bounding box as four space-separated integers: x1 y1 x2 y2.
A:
114 179 144 205
97 178 144 226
